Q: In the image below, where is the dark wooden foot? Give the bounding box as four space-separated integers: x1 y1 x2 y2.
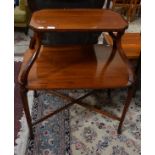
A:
117 86 134 134
30 132 34 140
34 90 38 98
20 85 34 139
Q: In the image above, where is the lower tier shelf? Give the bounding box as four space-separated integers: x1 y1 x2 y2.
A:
18 45 131 90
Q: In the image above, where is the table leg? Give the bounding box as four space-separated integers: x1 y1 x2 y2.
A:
20 33 41 85
116 31 134 84
20 86 34 139
118 86 135 134
115 31 135 134
19 33 42 139
100 32 117 73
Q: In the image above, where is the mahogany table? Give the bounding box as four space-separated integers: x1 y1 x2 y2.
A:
18 9 134 138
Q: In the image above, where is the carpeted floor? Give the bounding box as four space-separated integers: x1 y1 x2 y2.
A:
26 89 141 155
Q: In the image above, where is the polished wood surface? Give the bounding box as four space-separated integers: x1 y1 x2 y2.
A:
30 9 128 32
18 45 131 90
18 8 135 137
104 33 141 59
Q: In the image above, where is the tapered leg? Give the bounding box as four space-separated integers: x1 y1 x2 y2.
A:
133 53 141 98
117 86 134 134
20 86 34 139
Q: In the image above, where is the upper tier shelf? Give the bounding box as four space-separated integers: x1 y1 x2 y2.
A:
30 9 128 32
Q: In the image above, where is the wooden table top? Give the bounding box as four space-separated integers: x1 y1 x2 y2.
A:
30 9 128 32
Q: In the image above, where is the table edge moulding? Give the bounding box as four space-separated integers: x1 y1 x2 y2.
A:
29 9 128 32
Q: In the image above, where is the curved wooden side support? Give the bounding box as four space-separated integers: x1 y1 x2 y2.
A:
116 31 135 84
107 31 117 62
29 32 37 49
99 31 117 75
20 33 41 86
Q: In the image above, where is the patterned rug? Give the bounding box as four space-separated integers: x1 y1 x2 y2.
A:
24 89 140 155
26 91 71 155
